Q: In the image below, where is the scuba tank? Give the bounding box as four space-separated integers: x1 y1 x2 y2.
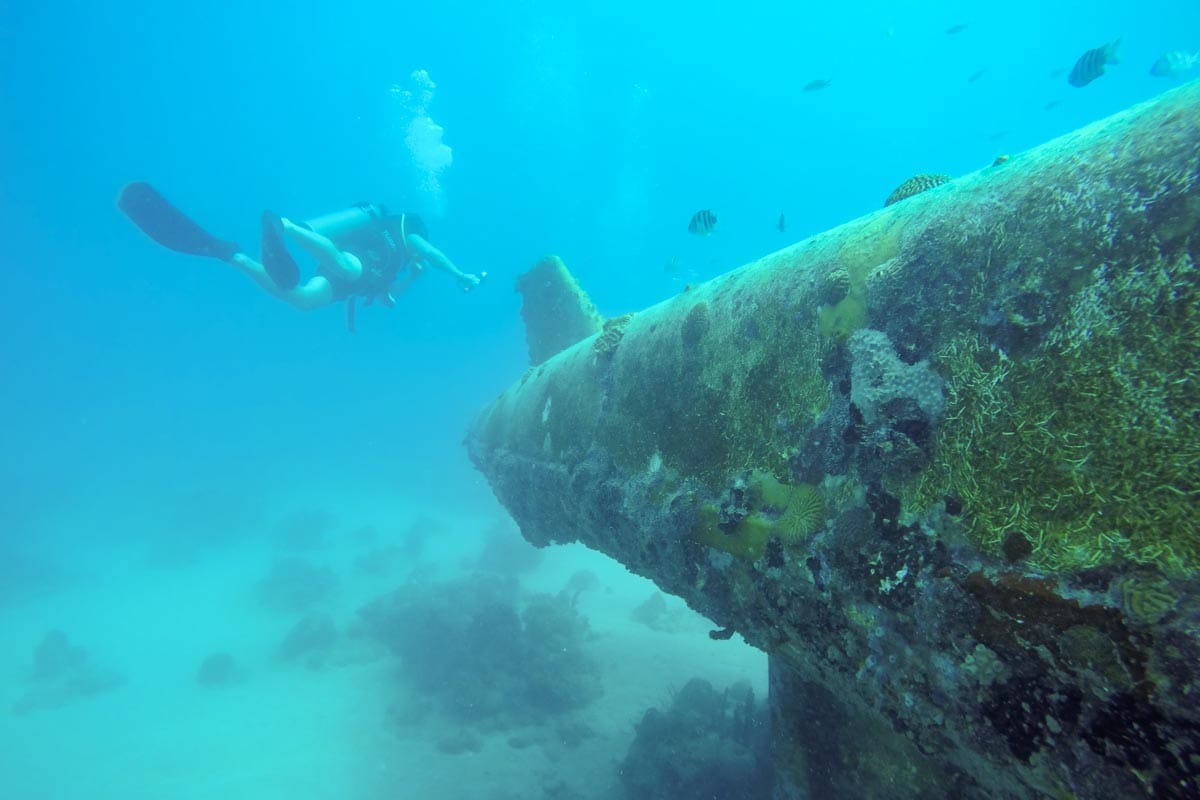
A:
300 202 388 241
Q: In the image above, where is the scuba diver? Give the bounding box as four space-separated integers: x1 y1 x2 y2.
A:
117 182 485 331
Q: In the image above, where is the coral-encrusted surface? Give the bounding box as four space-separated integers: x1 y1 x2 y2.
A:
467 80 1200 799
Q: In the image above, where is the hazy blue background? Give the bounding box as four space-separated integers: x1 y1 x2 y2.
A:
0 0 1193 558
0 2 1196 798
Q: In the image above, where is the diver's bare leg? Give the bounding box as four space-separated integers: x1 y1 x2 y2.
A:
281 219 363 282
286 276 336 310
230 254 334 310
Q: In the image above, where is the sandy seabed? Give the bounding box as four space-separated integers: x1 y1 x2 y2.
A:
0 491 766 800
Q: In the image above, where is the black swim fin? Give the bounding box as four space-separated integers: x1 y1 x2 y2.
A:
117 182 240 262
260 210 301 290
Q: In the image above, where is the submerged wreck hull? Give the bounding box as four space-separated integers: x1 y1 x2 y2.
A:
468 81 1200 799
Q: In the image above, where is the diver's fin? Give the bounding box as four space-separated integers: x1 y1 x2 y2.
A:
117 182 240 262
260 210 300 290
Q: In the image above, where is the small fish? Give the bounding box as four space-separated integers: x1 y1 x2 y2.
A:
803 78 832 92
967 69 987 83
1043 99 1062 111
1150 50 1200 78
946 23 968 35
777 213 786 232
1068 40 1120 87
992 154 1010 167
1048 67 1067 79
664 255 681 273
884 173 951 207
688 209 718 236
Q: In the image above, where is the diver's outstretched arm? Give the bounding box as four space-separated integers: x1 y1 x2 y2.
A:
406 234 481 290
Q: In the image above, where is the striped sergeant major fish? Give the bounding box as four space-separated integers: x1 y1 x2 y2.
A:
688 209 718 236
1068 40 1120 87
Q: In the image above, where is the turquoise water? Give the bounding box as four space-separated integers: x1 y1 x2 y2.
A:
0 1 1194 797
